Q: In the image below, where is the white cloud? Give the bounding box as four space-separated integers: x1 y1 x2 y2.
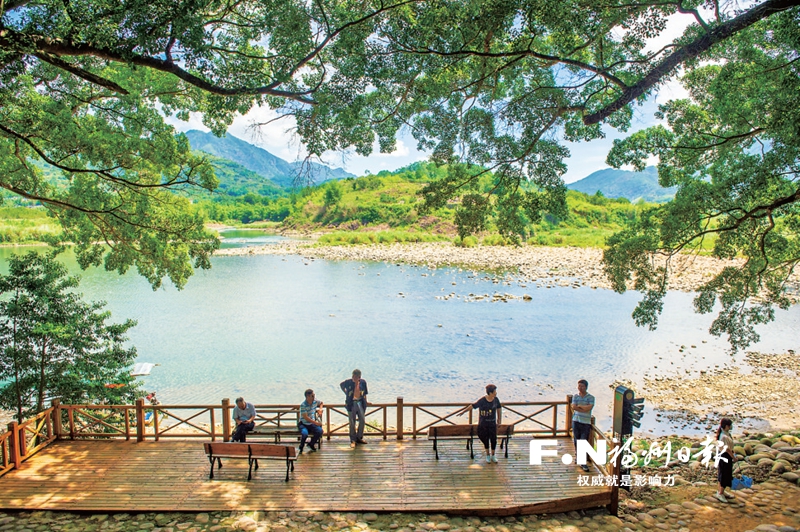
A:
164 112 208 133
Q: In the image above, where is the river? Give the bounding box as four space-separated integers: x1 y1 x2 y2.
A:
1 232 798 435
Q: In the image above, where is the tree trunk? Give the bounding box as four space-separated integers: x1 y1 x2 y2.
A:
36 339 48 414
12 290 23 423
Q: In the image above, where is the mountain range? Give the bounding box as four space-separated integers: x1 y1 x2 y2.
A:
567 166 676 203
185 130 354 189
186 129 675 203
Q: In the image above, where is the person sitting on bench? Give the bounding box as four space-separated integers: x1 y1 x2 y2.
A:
299 389 324 453
232 396 256 442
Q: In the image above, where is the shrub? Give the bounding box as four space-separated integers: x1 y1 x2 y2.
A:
455 235 478 247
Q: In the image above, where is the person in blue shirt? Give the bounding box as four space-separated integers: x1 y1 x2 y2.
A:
571 379 595 472
232 397 256 442
340 369 369 448
299 389 324 453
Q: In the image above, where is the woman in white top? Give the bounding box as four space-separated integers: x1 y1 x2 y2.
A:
715 417 736 503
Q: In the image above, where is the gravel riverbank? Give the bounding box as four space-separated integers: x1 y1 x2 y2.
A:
215 242 799 298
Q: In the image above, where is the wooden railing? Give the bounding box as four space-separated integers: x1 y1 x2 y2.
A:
0 428 15 477
1 405 58 478
0 395 588 478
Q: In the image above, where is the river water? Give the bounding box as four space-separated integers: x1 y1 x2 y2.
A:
1 232 798 435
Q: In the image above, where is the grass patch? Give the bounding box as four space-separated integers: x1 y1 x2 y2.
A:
318 230 448 246
0 207 61 243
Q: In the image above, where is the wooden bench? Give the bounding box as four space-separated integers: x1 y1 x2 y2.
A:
203 442 297 481
427 424 515 460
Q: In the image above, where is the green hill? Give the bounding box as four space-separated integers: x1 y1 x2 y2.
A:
567 166 676 203
184 130 354 188
202 155 284 198
196 161 651 248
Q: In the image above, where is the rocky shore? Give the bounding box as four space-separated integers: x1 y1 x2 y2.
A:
640 350 800 433
215 241 800 299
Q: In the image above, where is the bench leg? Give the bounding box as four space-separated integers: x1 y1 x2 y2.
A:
285 457 290 482
469 436 474 459
208 455 215 479
504 437 510 458
433 438 439 460
247 458 254 481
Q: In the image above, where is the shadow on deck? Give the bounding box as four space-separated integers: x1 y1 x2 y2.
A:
0 437 611 515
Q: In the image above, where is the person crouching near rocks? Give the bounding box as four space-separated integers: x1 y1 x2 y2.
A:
715 417 736 503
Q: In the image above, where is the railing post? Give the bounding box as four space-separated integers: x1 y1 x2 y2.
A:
608 437 622 516
325 405 330 441
396 397 404 440
565 395 571 434
135 398 145 442
7 422 21 470
51 399 62 440
68 407 75 440
589 415 596 447
221 398 231 442
383 406 387 440
210 408 216 442
566 394 573 437
552 404 558 436
124 408 131 441
412 406 417 439
153 405 160 442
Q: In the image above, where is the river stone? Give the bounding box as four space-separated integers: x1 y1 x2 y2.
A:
777 452 798 463
772 441 789 449
362 514 378 522
772 462 789 474
782 472 799 481
195 514 209 524
754 525 780 532
234 517 257 532
681 502 701 511
648 508 668 518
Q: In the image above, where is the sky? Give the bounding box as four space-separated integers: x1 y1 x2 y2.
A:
165 14 693 184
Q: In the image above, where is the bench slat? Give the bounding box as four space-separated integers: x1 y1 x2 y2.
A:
203 442 297 459
426 424 515 437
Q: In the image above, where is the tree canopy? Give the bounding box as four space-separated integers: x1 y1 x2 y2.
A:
1 0 798 344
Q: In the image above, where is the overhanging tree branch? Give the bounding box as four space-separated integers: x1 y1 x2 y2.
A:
583 0 800 125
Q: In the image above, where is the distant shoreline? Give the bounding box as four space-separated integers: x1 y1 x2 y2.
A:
215 240 800 298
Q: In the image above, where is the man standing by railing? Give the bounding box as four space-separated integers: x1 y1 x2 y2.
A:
571 379 595 472
232 397 256 443
340 369 369 448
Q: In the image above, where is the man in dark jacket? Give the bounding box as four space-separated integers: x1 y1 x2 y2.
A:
340 369 369 448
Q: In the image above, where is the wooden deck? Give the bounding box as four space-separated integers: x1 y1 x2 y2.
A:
0 437 611 515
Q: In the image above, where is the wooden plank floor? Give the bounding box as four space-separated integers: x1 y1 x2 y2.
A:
0 437 611 515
